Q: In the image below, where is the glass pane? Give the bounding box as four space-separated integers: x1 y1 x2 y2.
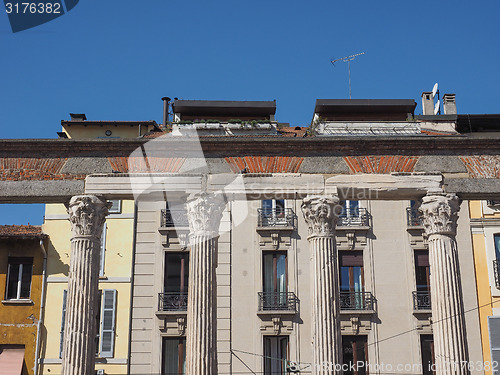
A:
7 263 20 299
352 267 363 292
275 200 285 217
165 254 187 293
20 264 32 298
276 255 287 294
495 234 500 260
262 200 273 215
340 267 350 292
263 254 274 293
163 339 179 375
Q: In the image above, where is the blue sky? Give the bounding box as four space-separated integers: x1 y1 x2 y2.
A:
1 0 499 224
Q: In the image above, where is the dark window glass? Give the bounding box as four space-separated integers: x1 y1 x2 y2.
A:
162 338 186 375
415 250 430 292
342 336 368 375
421 335 435 375
164 253 189 293
6 258 33 300
495 234 500 260
339 251 364 292
264 336 288 375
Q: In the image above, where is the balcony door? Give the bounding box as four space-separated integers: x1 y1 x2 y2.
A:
414 250 430 293
262 199 285 226
339 251 364 309
263 252 287 308
263 336 288 375
342 335 368 375
163 253 189 310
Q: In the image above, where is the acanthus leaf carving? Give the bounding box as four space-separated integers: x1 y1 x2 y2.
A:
419 193 460 237
66 195 111 239
186 192 226 237
301 195 341 238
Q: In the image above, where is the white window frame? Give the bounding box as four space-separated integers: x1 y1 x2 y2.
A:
99 223 107 277
5 258 33 300
108 200 122 214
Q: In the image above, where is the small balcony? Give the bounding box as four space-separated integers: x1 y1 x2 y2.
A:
339 291 374 311
337 208 369 228
160 209 189 228
494 260 500 288
412 291 431 311
157 292 188 312
258 292 298 313
406 207 423 228
257 208 295 228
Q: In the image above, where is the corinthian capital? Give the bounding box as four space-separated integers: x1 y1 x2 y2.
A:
419 193 460 237
66 195 111 239
301 195 340 238
186 192 226 237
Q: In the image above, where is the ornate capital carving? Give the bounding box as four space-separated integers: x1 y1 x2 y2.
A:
186 192 226 237
419 193 460 237
301 195 340 238
66 195 110 239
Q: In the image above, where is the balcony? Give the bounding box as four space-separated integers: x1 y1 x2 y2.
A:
257 208 295 228
412 291 431 311
337 208 369 228
406 207 423 227
160 209 189 228
494 260 500 288
258 292 298 313
157 292 188 311
339 291 374 311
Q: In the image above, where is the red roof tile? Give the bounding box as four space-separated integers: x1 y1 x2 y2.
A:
0 225 47 239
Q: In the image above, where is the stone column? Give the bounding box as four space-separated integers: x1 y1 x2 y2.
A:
301 195 342 374
419 193 469 375
185 192 226 375
61 195 110 375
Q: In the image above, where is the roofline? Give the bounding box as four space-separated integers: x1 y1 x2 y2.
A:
314 99 417 114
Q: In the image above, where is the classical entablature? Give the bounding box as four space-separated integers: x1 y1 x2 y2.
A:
1 135 500 202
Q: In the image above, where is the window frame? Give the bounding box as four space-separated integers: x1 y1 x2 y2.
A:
108 200 122 214
263 335 289 375
5 257 33 300
161 337 186 375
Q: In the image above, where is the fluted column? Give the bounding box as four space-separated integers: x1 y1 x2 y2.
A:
301 195 342 374
61 195 110 375
419 193 469 375
185 192 226 375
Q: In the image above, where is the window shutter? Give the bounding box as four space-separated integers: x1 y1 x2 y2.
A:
340 251 364 267
489 316 500 375
100 289 117 358
60 290 67 358
415 251 430 267
100 223 107 277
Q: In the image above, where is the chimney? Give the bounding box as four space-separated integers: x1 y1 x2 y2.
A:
421 92 434 115
161 97 171 128
443 94 456 115
69 113 86 121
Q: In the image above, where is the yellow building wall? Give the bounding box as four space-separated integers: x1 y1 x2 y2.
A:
470 201 500 375
39 200 134 375
0 239 45 375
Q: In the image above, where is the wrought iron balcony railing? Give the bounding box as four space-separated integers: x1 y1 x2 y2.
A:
339 291 374 310
494 260 500 288
406 207 423 227
161 209 189 228
412 291 431 311
158 292 188 311
338 208 369 227
258 292 298 312
257 208 295 228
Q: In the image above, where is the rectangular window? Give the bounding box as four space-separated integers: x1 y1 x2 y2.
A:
494 234 500 260
60 289 117 358
99 223 107 277
262 252 287 309
415 250 430 292
108 200 122 214
162 337 186 375
161 253 189 311
339 252 364 309
5 257 33 300
342 335 368 375
263 336 288 375
261 199 286 226
489 316 500 375
420 335 435 375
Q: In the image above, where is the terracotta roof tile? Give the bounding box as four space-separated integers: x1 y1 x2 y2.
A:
0 225 47 239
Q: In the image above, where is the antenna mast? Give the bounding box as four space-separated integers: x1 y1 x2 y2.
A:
331 52 365 99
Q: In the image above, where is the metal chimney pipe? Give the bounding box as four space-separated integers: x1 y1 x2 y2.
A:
161 97 171 128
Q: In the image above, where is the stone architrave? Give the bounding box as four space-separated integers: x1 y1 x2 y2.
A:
419 193 470 375
301 195 342 374
185 192 226 375
61 195 110 375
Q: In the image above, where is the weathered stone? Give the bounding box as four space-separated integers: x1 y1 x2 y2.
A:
0 180 85 203
299 156 350 174
60 157 113 174
414 155 467 173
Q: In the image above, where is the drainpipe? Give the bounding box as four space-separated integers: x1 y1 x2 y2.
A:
34 239 47 375
126 202 138 375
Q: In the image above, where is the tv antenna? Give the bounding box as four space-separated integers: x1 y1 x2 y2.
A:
331 52 365 99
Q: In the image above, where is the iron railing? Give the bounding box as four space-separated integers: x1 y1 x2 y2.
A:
257 208 295 228
494 260 500 288
258 292 298 312
339 291 374 310
160 209 189 228
338 208 369 227
158 292 188 311
406 207 423 227
412 291 431 310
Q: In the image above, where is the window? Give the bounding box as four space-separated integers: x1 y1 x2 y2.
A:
340 200 365 226
60 289 117 358
342 336 368 375
161 253 189 310
108 200 121 214
343 200 359 216
339 251 364 309
420 335 435 375
5 257 33 300
415 250 430 292
99 223 107 277
261 199 287 226
262 252 287 309
162 337 186 375
495 234 500 260
263 336 288 375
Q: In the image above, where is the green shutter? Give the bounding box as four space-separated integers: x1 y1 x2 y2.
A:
59 290 67 358
100 289 117 358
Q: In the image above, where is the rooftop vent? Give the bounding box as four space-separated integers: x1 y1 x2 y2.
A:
443 94 457 115
69 113 87 121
